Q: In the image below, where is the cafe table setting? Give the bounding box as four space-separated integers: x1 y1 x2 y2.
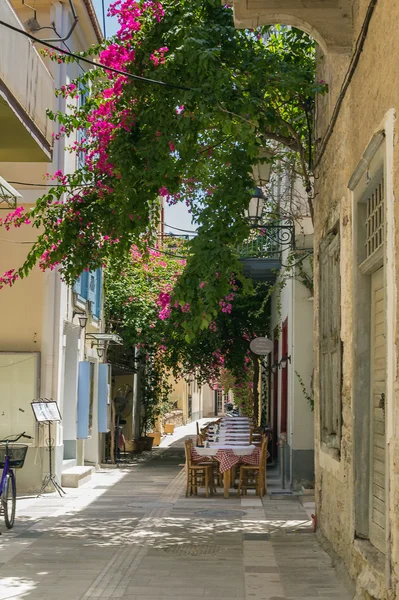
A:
191 443 260 498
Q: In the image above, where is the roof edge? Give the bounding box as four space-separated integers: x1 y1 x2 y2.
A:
83 0 103 43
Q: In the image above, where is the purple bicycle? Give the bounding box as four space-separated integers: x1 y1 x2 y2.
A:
0 432 32 528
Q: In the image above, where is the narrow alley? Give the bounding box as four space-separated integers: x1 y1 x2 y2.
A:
0 442 352 600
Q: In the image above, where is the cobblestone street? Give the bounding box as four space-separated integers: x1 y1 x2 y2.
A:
0 446 352 600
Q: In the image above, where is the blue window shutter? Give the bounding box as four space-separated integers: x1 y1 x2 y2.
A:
74 271 88 300
77 361 90 439
94 269 102 318
87 271 96 307
81 271 89 299
98 363 110 433
73 275 82 295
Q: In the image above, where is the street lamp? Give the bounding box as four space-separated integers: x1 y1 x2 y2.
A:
96 346 105 359
72 310 88 329
245 187 265 224
279 355 291 369
252 149 272 187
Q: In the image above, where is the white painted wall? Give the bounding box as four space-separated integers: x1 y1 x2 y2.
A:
0 1 102 489
269 213 314 483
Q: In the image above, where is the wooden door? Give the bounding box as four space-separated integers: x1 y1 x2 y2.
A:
369 268 386 554
280 318 288 434
272 336 279 460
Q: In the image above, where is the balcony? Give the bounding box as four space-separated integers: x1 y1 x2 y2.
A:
107 344 137 375
237 220 295 282
0 0 53 161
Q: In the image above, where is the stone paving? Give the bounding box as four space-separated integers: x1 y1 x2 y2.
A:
0 443 353 600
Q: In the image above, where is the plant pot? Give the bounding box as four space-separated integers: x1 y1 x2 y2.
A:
141 436 154 451
131 439 144 454
124 440 134 452
164 423 175 435
147 432 161 447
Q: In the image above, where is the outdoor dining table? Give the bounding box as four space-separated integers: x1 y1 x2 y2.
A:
208 424 250 431
207 433 250 443
192 444 259 498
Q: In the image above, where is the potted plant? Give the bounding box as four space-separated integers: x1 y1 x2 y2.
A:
130 438 144 453
147 431 162 446
139 360 172 450
164 422 175 435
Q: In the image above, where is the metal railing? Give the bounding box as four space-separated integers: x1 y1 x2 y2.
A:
107 344 136 372
237 220 295 259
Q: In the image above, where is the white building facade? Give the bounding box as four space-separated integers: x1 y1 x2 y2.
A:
0 0 108 491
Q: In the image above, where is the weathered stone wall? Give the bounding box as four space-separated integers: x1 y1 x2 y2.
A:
313 1 399 598
232 1 399 596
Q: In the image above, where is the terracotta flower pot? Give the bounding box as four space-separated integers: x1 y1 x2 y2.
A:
164 423 175 435
147 432 161 446
131 439 144 453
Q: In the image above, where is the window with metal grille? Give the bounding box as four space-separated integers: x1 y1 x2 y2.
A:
216 390 223 413
365 175 384 259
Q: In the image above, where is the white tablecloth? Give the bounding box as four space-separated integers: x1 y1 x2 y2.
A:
196 444 255 456
208 433 250 440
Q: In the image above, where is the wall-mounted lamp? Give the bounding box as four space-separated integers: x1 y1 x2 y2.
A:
96 346 105 359
73 310 88 329
279 355 291 369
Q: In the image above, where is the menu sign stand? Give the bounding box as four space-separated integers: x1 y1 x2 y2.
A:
31 399 65 497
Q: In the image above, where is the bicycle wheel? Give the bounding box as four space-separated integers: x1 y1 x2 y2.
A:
2 471 16 529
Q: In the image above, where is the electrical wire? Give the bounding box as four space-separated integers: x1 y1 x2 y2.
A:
314 0 378 168
101 0 107 39
7 180 85 188
148 246 188 260
0 20 191 92
0 238 35 244
162 223 198 234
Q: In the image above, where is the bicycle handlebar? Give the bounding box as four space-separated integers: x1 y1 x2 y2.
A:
0 432 33 443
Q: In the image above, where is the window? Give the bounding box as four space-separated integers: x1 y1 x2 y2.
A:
73 271 88 299
319 228 342 452
216 390 223 413
73 268 102 319
365 171 384 260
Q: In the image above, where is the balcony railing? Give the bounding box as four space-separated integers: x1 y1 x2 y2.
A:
0 0 53 160
107 344 137 374
237 221 295 259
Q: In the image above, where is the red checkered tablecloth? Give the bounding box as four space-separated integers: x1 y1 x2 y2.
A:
191 447 214 463
191 447 260 473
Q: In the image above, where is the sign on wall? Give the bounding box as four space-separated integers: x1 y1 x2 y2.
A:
249 337 273 356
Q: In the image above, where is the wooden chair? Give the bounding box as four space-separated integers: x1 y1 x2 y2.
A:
184 439 213 497
250 427 263 446
196 422 203 447
237 437 268 497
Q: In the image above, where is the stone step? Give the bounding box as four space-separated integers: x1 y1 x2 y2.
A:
61 466 94 488
61 458 77 472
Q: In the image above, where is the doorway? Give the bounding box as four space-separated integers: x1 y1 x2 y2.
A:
369 267 386 553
